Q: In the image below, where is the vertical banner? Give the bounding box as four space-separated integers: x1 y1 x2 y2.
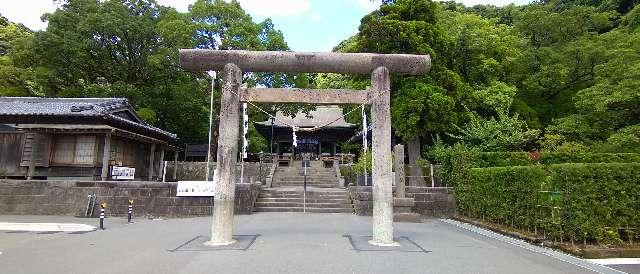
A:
292 126 299 147
242 102 248 159
362 106 368 151
362 106 368 186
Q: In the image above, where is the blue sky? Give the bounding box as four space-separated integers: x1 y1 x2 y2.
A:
0 0 532 52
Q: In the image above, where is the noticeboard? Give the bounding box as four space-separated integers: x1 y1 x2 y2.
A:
111 166 135 180
176 181 216 197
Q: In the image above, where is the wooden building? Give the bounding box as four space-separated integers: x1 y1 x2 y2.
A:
253 105 358 160
0 97 179 181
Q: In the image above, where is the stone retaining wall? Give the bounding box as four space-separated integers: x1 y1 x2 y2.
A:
348 186 456 217
165 162 271 183
0 180 261 217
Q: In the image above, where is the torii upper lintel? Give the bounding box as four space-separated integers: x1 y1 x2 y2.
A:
179 49 431 75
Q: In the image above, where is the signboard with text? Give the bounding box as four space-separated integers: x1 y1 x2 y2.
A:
176 181 216 196
111 166 135 180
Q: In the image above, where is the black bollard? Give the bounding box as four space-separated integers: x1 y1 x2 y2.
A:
127 199 134 223
99 202 106 230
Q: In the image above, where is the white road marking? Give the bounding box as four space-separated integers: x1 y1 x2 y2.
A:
0 222 96 232
587 258 640 265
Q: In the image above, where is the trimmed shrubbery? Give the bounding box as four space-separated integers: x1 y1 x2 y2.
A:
430 144 640 245
538 152 640 165
458 163 640 245
463 151 640 168
429 144 640 186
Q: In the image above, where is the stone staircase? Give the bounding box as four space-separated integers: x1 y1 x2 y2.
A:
254 187 353 213
271 160 338 188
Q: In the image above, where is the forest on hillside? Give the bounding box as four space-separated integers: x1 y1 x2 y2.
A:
1 0 639 156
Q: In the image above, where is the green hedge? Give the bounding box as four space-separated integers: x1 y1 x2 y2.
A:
457 163 640 245
432 148 640 187
472 152 640 167
473 152 532 167
539 152 640 165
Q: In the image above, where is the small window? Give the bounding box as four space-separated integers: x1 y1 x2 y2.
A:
75 136 96 164
52 136 75 163
52 135 96 165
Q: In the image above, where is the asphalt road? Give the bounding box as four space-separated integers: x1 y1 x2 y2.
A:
0 214 633 274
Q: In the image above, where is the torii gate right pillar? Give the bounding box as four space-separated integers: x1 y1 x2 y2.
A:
369 66 396 246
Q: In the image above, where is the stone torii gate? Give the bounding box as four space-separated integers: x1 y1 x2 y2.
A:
179 49 431 246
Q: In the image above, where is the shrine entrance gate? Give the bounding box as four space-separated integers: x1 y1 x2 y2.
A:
179 49 431 246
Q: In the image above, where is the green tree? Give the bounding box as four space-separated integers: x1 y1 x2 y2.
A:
0 14 39 96
335 0 533 156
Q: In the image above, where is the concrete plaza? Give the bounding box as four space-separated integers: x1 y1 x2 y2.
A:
0 213 633 274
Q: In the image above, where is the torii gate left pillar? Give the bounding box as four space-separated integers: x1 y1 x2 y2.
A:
206 63 241 245
180 49 430 246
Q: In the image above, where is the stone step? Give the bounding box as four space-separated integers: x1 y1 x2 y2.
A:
259 189 347 194
275 170 335 173
258 193 348 199
276 169 335 172
274 174 336 177
276 182 336 184
273 174 337 179
275 182 337 185
275 180 337 184
276 168 334 171
283 177 336 179
261 188 346 192
275 180 336 183
255 202 352 208
256 197 351 203
254 207 353 213
272 185 338 189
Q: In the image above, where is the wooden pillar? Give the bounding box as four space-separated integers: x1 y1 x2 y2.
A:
26 134 37 180
332 142 337 156
394 144 405 198
370 66 396 246
158 147 165 181
173 151 178 181
207 63 241 246
318 142 322 156
101 133 112 181
148 143 156 181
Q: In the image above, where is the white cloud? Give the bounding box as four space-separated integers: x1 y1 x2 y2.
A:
310 12 323 22
155 0 193 12
0 0 62 30
235 0 311 17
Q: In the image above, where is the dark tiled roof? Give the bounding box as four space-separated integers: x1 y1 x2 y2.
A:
0 97 177 141
254 105 357 129
0 97 129 116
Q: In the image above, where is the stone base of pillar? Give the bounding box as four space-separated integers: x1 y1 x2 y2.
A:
368 239 400 247
204 239 237 246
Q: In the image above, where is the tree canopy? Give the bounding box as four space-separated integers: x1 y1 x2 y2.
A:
1 0 638 155
324 0 639 154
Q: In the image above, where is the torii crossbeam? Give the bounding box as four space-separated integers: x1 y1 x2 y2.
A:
179 49 431 246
